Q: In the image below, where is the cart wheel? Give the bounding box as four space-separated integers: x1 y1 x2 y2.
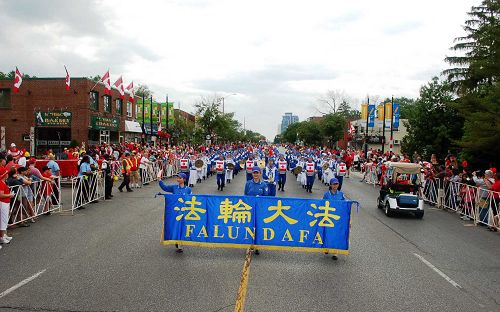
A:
377 197 382 209
385 202 394 217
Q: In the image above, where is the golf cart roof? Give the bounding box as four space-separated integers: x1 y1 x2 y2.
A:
386 162 421 174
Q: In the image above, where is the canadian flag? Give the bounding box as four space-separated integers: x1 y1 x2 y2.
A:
13 67 23 93
101 70 111 95
64 65 70 91
113 76 125 100
126 81 134 102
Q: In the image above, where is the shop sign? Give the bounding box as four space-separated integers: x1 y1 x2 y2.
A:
35 111 72 127
36 140 71 146
90 116 120 131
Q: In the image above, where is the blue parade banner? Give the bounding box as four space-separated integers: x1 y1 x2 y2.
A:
393 103 400 128
162 194 353 254
368 104 376 128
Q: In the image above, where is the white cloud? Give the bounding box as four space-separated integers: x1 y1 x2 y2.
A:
0 0 477 139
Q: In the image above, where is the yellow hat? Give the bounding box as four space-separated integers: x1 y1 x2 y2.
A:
24 152 30 157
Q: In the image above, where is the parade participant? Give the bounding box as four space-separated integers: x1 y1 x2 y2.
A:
244 166 269 255
118 152 133 192
215 155 226 191
18 152 28 168
335 158 347 191
277 154 288 192
225 154 235 184
188 155 198 187
245 155 256 181
158 172 192 253
101 154 113 200
0 167 15 247
179 155 190 183
305 156 316 193
323 177 346 260
263 159 278 196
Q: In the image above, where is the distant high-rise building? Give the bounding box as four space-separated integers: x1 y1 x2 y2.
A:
280 113 299 134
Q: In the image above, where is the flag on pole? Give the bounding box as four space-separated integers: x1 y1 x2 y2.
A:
126 81 135 102
348 121 355 135
13 67 23 93
113 76 125 100
64 65 70 91
101 70 111 95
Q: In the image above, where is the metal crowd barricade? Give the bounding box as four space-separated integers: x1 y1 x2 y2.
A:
421 178 500 230
8 178 62 227
69 171 105 212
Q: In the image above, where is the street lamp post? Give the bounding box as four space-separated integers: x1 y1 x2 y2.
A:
218 93 237 114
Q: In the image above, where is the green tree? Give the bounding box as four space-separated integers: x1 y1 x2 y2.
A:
443 0 499 166
320 114 346 147
297 121 322 146
0 71 36 79
337 100 361 120
401 77 463 161
136 84 152 98
281 122 300 144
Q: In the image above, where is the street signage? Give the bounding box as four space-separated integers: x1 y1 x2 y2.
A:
35 111 72 127
90 116 120 131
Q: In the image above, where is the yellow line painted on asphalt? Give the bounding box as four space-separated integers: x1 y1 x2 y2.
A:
234 247 253 312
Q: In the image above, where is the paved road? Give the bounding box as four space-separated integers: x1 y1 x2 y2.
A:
0 170 499 311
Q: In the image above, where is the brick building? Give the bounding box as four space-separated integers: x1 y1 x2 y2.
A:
0 78 142 155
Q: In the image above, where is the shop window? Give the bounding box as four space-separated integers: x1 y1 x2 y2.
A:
0 89 11 108
127 102 132 117
116 99 122 115
90 91 99 110
104 95 112 113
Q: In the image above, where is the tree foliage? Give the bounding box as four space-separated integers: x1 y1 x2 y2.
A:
0 71 36 79
280 113 346 147
401 77 463 161
443 0 499 166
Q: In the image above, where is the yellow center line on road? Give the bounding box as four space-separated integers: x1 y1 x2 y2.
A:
234 247 254 312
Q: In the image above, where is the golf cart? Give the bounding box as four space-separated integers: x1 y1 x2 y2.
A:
377 162 424 219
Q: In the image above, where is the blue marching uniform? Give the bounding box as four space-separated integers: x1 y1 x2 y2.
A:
277 159 288 192
215 160 226 190
244 180 269 196
159 181 192 195
322 190 345 201
263 165 278 196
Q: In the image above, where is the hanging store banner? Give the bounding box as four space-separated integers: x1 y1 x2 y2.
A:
35 111 72 127
90 116 120 131
162 194 353 254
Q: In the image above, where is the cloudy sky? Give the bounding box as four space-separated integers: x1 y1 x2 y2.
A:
0 0 477 139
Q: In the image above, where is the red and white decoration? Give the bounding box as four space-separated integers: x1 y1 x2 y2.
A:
216 160 224 172
348 122 355 135
64 65 71 91
126 81 135 102
101 70 111 95
278 160 287 173
13 67 23 93
113 76 125 100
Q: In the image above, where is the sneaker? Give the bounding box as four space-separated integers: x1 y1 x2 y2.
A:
0 238 10 244
331 255 338 260
0 245 2 250
3 235 12 242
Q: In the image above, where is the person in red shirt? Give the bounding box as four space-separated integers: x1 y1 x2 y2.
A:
490 172 500 231
0 167 15 246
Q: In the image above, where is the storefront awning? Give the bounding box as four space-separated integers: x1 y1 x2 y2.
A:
125 120 143 133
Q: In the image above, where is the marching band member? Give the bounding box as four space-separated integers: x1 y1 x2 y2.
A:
305 156 316 193
179 154 190 183
215 155 226 191
277 154 288 192
245 155 256 181
335 158 348 191
225 154 235 184
188 155 198 187
202 153 210 180
322 177 346 260
263 159 278 196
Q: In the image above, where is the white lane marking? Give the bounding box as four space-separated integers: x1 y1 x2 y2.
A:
413 253 462 289
0 269 47 299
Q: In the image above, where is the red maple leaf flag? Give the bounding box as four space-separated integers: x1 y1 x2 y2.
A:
126 81 135 102
113 76 125 100
64 65 71 91
13 67 23 93
101 70 111 95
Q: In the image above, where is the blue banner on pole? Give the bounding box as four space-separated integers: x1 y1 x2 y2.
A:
393 103 400 128
162 194 352 254
368 104 376 128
